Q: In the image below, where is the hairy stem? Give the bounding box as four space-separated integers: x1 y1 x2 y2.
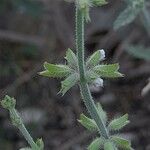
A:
75 6 109 139
10 109 39 150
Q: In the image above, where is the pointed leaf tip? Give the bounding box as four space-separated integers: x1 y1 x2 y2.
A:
86 49 105 68
65 48 78 69
93 63 124 78
40 62 72 78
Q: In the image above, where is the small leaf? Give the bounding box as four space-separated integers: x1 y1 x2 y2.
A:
92 0 108 6
78 113 98 131
93 64 123 78
60 73 79 95
36 138 44 150
39 62 72 78
88 137 105 150
126 45 150 61
65 48 78 69
104 141 116 150
111 136 132 150
86 49 105 68
108 114 130 131
96 103 107 124
86 70 100 82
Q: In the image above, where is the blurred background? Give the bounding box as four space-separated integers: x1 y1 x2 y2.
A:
0 0 150 149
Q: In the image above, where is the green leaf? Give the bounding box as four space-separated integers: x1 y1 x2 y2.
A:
78 113 98 131
59 73 79 95
96 103 107 124
114 0 144 30
92 0 108 6
108 114 130 131
88 137 105 150
104 141 116 150
126 45 150 61
86 49 105 68
93 64 123 78
36 138 44 150
111 136 132 150
39 62 72 78
65 48 78 69
86 70 100 83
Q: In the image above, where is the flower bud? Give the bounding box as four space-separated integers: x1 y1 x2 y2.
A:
93 78 103 87
99 49 105 61
1 95 16 110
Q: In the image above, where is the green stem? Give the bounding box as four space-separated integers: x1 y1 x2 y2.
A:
75 6 109 139
10 109 39 150
76 6 85 82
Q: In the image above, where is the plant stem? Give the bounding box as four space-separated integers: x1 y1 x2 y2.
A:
10 109 39 150
75 6 109 139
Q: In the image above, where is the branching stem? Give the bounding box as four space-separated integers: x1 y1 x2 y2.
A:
75 6 109 139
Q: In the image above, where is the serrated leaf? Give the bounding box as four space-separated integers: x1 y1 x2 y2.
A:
93 64 123 78
104 141 116 150
39 62 72 78
96 103 107 124
78 113 98 131
111 136 132 150
114 5 141 30
88 137 105 150
126 45 150 61
108 114 130 131
59 73 79 95
65 48 78 69
86 50 105 68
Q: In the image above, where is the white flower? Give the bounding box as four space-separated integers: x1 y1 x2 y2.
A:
99 49 105 60
93 78 103 87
